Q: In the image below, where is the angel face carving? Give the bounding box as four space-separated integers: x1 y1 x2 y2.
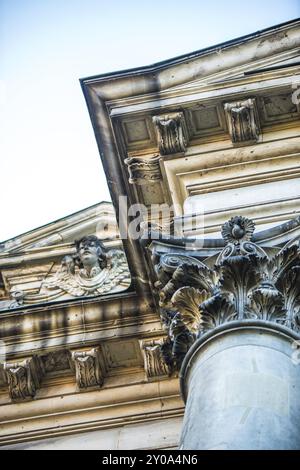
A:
39 235 129 297
75 236 106 278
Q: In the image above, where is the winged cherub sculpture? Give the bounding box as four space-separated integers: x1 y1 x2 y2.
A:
41 235 130 297
6 236 130 307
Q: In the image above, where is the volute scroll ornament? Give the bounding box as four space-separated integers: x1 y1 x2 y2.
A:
151 215 300 372
125 156 162 185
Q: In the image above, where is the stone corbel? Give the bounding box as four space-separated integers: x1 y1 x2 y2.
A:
124 156 162 185
152 112 188 155
71 347 105 389
224 98 260 143
140 339 170 379
4 356 43 401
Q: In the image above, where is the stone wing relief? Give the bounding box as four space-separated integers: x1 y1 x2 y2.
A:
1 235 131 308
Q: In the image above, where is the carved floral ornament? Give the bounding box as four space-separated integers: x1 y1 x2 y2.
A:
152 216 300 373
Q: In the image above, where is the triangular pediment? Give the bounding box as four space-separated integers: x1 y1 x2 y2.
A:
0 201 117 255
163 48 300 92
0 202 131 309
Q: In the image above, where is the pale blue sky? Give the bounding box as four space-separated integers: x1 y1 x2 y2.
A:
1 0 299 241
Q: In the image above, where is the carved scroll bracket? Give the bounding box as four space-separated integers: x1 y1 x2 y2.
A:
4 356 43 401
140 338 170 380
71 347 105 390
125 156 162 185
224 98 260 143
153 112 189 155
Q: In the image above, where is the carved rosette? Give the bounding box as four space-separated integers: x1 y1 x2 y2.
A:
124 156 162 185
221 216 255 245
153 112 188 155
71 347 105 389
224 98 260 143
4 356 43 401
150 215 300 372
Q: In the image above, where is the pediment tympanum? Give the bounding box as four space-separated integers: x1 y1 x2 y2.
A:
0 235 130 309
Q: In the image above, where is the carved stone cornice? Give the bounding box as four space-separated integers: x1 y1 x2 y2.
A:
149 215 300 372
4 356 43 401
224 98 260 143
152 112 188 155
140 339 170 379
71 347 105 389
124 156 162 185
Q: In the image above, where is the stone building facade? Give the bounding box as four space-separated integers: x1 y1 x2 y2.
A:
0 19 300 449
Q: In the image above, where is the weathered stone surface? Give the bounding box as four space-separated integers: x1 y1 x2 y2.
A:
1 20 300 449
71 347 105 389
151 216 300 374
4 356 43 401
224 98 260 143
180 323 300 450
153 112 188 155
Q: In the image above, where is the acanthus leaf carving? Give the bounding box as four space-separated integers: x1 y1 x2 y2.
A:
159 262 217 307
276 266 300 332
218 255 262 319
224 98 260 143
71 347 105 389
140 339 170 379
153 112 188 155
157 309 195 374
171 287 209 333
168 313 195 371
199 294 237 332
149 215 300 372
246 283 287 323
4 356 43 401
272 244 299 282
